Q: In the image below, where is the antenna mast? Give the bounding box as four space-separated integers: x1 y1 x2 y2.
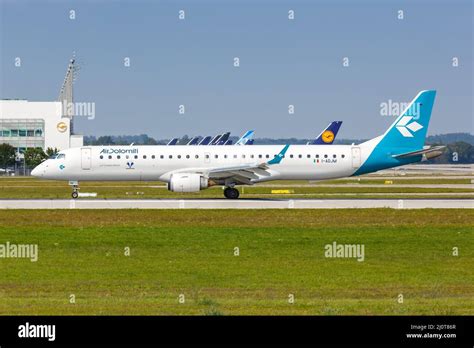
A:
58 53 79 133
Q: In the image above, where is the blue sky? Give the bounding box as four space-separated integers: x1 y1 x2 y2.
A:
1 0 472 139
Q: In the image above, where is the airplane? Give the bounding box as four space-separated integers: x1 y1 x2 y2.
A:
186 137 200 146
32 90 444 199
167 138 179 146
216 132 231 145
235 130 254 145
198 136 212 145
309 121 343 145
208 134 222 146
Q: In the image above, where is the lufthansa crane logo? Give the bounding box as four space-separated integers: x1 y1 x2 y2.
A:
57 122 68 133
322 130 335 143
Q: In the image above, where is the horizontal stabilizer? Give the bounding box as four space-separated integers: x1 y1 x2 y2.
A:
392 145 445 159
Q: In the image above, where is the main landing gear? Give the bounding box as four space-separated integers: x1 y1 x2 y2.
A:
69 181 79 199
224 187 240 199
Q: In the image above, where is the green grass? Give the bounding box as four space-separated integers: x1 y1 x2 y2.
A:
0 209 472 315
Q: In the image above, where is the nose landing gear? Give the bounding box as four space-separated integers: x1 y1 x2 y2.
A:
224 187 240 199
69 181 79 199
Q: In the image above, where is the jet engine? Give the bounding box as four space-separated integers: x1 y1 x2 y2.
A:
168 173 210 192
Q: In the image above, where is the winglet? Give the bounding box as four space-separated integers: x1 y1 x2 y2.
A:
267 144 290 165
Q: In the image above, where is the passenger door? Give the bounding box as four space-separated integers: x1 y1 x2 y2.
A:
351 147 361 168
81 148 92 170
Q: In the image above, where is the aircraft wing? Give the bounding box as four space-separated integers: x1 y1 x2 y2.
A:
163 144 289 185
207 144 289 184
206 163 272 184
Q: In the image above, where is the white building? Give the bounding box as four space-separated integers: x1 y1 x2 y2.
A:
0 99 83 153
0 58 83 154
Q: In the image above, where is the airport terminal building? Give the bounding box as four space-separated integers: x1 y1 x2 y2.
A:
0 100 83 153
0 59 83 155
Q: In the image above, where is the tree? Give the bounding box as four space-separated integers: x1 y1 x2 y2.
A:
24 148 48 167
144 137 158 145
179 134 190 145
429 141 473 164
45 147 60 157
0 143 16 173
96 136 115 145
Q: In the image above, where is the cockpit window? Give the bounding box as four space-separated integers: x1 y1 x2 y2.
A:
49 153 65 160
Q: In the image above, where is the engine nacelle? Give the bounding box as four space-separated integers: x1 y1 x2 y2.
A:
168 173 209 192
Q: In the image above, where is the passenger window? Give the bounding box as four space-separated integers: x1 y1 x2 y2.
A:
250 154 254 159
108 155 112 159
143 155 147 159
117 155 121 159
177 155 181 159
333 154 337 158
290 154 293 158
215 154 218 159
224 155 228 159
233 154 237 159
126 155 130 159
266 154 270 158
169 155 173 159
134 155 138 159
316 154 319 158
205 154 209 159
195 155 199 159
298 154 302 158
259 154 262 159
186 155 190 159
324 154 328 158
341 154 345 158
100 155 103 159
160 155 164 159
242 154 246 159
152 155 155 159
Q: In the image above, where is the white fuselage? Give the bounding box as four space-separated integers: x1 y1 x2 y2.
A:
32 144 369 183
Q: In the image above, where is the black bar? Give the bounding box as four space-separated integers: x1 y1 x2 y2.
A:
0 316 472 346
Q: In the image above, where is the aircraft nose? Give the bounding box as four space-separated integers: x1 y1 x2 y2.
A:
31 164 42 177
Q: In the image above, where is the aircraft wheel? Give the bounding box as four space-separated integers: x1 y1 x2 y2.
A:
71 191 79 199
224 187 240 199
